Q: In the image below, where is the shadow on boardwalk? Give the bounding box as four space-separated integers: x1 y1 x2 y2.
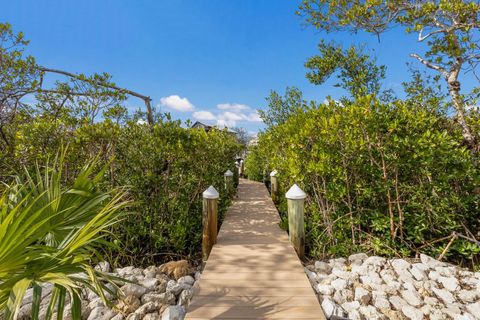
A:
185 179 326 319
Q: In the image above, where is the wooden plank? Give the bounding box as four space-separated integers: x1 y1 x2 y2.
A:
197 279 312 288
187 306 321 318
200 272 308 281
195 286 315 297
188 296 320 308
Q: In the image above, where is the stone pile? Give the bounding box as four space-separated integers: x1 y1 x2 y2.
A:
17 261 200 320
305 253 480 320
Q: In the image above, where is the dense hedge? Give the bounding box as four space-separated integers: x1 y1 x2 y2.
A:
246 96 480 266
1 116 241 266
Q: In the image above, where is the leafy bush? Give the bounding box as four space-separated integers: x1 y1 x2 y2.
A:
247 96 480 265
109 121 241 265
0 155 129 319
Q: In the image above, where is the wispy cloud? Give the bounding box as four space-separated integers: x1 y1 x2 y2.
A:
159 95 195 112
193 103 263 127
217 103 250 113
193 110 216 121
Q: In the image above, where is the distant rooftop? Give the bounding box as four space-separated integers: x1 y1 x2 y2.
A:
191 121 237 134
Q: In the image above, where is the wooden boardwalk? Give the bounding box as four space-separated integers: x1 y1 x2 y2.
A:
186 179 326 320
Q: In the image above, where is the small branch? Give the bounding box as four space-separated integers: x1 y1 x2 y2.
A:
39 67 154 124
437 233 457 261
418 28 444 42
410 53 448 78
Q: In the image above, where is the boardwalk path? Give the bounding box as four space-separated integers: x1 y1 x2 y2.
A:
186 179 326 319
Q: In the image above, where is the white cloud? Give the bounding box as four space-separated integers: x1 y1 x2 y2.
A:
159 95 195 112
218 111 244 122
217 103 250 112
216 119 236 128
193 110 216 121
193 104 264 127
246 111 262 122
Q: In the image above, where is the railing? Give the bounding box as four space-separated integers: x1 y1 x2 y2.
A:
201 168 308 261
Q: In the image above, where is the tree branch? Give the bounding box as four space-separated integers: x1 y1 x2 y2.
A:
410 53 448 78
38 67 154 124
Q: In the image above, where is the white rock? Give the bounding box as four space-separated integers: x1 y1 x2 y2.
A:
410 265 427 281
354 287 371 305
348 309 363 320
458 312 476 320
389 295 408 311
142 292 176 305
401 289 423 307
333 289 353 305
424 296 440 306
442 304 462 319
87 307 116 320
341 300 360 313
315 261 333 274
162 305 186 320
126 313 142 320
120 284 147 298
391 259 411 272
95 261 111 273
134 302 159 316
360 274 383 287
420 254 445 268
432 287 456 304
436 266 456 277
458 289 479 303
138 278 159 291
428 270 441 281
178 276 195 286
358 305 383 319
372 294 390 310
402 305 423 320
143 313 159 320
439 276 459 291
465 302 480 318
349 253 368 265
331 278 347 291
194 272 201 281
111 314 125 320
316 284 334 295
88 298 104 310
351 265 369 276
304 268 317 282
429 309 448 320
178 289 193 308
332 269 358 282
363 256 386 268
116 266 135 277
166 280 183 295
321 297 346 319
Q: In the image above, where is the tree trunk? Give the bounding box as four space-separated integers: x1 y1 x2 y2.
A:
447 78 476 147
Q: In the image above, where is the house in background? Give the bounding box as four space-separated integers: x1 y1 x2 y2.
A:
190 121 237 135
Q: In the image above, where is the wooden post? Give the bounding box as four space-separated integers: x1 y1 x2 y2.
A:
286 184 306 259
224 169 233 193
239 160 245 178
270 170 278 203
202 186 219 261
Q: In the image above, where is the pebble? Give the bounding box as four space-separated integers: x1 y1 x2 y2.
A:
308 254 480 320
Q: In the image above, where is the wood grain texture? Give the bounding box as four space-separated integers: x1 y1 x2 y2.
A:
186 179 326 319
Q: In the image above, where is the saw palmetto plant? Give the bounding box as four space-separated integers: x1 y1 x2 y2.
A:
0 155 130 320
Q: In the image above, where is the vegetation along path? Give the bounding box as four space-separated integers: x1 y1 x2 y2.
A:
186 179 326 319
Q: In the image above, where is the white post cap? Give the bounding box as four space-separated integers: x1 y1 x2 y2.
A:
203 185 219 199
224 169 234 177
285 184 307 200
270 170 277 177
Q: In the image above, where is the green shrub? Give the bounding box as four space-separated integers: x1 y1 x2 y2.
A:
0 155 129 320
247 96 479 265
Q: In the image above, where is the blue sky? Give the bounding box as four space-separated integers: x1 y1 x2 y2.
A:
2 0 468 133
